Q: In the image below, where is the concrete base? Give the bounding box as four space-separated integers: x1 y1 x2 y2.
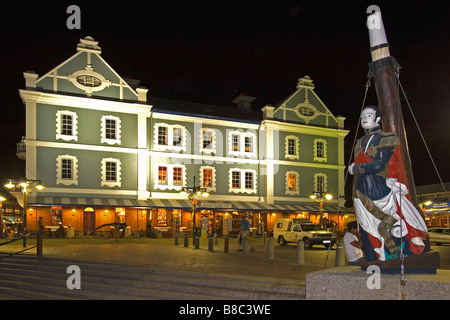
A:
306 266 450 300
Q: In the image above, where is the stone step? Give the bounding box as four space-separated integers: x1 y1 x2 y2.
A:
0 255 306 300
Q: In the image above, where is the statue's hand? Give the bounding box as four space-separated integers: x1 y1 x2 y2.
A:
348 163 356 175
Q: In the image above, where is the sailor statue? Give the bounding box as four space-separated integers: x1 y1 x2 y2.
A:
349 106 428 263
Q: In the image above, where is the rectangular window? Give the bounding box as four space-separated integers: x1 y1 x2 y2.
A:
158 166 168 185
316 141 324 158
203 168 212 187
105 119 116 140
61 114 73 136
316 176 325 192
158 127 168 145
288 174 296 191
203 130 213 149
173 167 183 186
245 136 253 153
232 134 240 151
232 171 241 188
173 128 183 146
245 172 253 189
288 139 296 155
61 159 73 179
105 161 117 182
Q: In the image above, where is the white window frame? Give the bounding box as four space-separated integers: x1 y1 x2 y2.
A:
285 135 299 160
228 168 257 194
56 155 78 185
56 110 78 141
101 157 121 187
314 173 328 193
227 130 257 158
101 115 121 145
285 171 300 195
154 123 187 152
199 128 217 154
314 138 327 162
154 163 186 190
200 166 216 192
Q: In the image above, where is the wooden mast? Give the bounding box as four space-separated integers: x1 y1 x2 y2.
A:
367 8 419 207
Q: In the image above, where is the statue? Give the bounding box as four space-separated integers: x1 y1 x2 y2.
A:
349 106 428 263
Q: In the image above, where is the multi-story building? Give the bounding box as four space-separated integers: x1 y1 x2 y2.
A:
16 37 350 237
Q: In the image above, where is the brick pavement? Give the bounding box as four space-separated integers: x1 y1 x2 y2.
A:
0 237 337 282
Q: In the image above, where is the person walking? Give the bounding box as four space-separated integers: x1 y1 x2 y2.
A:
238 217 255 252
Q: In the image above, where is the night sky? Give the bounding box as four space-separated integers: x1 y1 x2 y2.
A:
0 1 448 199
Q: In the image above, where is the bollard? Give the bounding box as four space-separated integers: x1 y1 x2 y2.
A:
174 233 179 246
224 235 229 253
335 240 346 266
184 233 189 247
267 238 274 260
214 232 218 245
296 240 305 265
243 237 249 256
36 232 43 257
208 237 214 252
194 236 200 249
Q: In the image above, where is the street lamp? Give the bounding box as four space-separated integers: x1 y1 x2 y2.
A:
4 179 44 247
310 181 332 228
179 176 209 243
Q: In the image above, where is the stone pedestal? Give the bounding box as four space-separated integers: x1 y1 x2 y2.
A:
306 266 450 300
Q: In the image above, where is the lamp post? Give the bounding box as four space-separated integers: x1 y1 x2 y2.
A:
310 181 332 229
4 179 44 247
180 176 209 244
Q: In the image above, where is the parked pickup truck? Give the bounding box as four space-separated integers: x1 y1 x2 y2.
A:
273 218 336 248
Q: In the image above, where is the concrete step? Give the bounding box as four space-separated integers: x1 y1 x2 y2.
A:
0 255 306 300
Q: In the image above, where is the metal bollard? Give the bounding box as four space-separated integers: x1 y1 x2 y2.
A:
214 232 218 245
194 236 200 249
208 237 214 252
36 232 43 257
174 234 179 245
224 236 229 253
267 238 274 260
297 240 305 265
184 233 189 247
335 240 346 266
243 237 249 256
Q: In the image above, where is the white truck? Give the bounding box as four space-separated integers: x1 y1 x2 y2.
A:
273 218 336 248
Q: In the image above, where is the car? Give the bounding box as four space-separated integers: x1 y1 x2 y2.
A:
428 227 450 245
273 218 336 248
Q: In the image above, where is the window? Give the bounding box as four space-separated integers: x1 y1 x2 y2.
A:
285 135 299 159
286 171 300 195
200 128 216 153
228 130 257 157
101 115 121 145
200 166 216 192
229 168 257 194
56 155 78 185
154 164 186 190
314 139 327 162
158 166 168 185
77 75 102 87
56 110 78 141
314 173 328 193
154 123 186 151
173 167 183 186
101 158 121 187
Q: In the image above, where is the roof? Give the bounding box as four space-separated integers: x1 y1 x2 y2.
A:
148 96 262 124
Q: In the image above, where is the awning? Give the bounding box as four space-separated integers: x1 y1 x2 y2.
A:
30 196 353 213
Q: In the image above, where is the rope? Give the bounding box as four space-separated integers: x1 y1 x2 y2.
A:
394 71 450 201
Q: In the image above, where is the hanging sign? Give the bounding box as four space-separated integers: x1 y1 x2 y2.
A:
431 202 449 209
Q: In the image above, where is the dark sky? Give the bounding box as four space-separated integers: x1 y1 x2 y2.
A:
0 0 449 196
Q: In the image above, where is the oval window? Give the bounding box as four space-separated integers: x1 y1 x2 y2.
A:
76 75 102 87
298 106 315 117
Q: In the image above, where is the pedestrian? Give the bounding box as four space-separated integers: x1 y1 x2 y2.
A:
343 221 364 266
238 217 255 252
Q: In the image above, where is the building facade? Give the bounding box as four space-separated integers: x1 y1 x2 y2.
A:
17 37 350 237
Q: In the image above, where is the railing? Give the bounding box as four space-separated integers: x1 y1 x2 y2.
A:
0 231 43 258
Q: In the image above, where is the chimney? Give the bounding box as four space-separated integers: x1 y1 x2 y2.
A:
24 71 38 89
232 93 256 111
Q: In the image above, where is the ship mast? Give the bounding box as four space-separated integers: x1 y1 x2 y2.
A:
366 7 419 207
